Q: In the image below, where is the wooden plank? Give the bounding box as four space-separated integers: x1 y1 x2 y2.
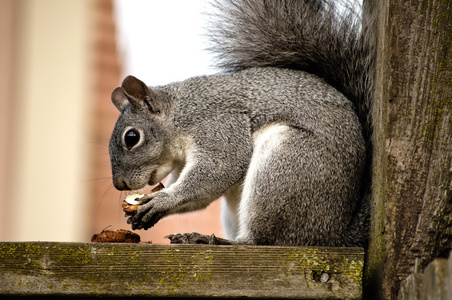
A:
398 274 424 300
366 0 452 298
398 258 451 300
421 259 448 300
0 242 363 299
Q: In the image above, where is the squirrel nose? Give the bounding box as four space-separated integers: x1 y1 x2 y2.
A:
113 177 131 191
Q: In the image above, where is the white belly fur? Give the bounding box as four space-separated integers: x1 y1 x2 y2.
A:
221 123 291 241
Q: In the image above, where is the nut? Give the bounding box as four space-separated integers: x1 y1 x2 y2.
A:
122 182 165 215
122 194 144 214
91 229 141 243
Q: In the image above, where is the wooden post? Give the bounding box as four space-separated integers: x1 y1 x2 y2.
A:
365 0 452 299
1 242 364 299
398 251 452 299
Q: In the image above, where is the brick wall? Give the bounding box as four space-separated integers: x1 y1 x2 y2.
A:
89 0 223 243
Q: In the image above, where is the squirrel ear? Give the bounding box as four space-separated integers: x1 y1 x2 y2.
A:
111 87 129 112
121 76 161 114
121 75 148 101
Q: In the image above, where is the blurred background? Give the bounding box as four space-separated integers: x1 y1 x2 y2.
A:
0 0 224 243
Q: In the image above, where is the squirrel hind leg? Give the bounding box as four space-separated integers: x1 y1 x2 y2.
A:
237 123 359 247
236 123 297 245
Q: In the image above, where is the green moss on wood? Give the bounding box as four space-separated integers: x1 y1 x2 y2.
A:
285 248 363 285
1 242 363 299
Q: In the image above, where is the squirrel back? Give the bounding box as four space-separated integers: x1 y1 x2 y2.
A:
209 0 374 137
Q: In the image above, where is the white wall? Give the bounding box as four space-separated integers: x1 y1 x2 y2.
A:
4 0 92 241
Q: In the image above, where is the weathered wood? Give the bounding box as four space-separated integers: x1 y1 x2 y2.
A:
0 242 363 299
398 255 452 300
366 0 452 298
445 251 452 300
421 259 447 300
398 274 424 300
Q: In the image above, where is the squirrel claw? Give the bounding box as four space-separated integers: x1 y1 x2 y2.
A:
165 232 237 245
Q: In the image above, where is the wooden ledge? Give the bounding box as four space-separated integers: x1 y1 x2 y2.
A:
0 242 363 299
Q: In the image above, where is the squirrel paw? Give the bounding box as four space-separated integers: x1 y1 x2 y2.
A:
165 232 237 245
127 192 170 230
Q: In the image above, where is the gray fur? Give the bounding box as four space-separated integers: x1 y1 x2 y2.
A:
109 0 374 247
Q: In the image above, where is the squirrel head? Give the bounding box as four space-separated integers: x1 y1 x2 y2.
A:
109 76 174 191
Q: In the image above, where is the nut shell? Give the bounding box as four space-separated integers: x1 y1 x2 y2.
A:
91 229 141 243
122 182 165 215
122 201 141 215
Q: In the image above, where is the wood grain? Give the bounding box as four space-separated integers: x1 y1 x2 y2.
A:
0 242 363 299
366 0 452 298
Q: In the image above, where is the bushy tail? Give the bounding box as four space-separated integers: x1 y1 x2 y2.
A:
208 0 375 139
208 0 375 247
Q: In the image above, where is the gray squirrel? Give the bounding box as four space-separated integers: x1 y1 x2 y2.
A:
109 0 374 247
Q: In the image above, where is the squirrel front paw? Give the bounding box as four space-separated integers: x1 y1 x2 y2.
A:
127 191 171 230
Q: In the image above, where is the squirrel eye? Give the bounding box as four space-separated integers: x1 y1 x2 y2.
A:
124 129 140 150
